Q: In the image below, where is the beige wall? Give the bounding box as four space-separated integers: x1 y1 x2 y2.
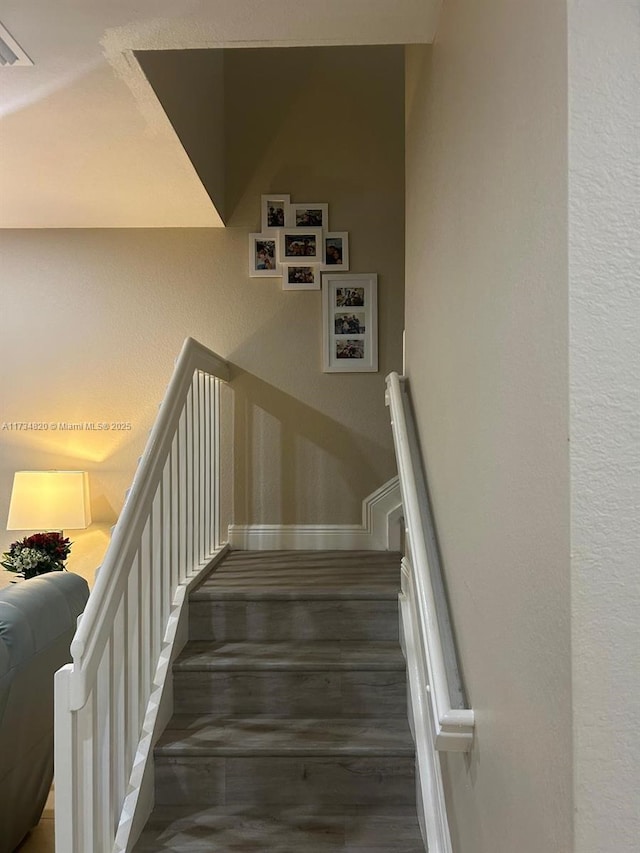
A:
404 2 571 851
569 1 640 849
0 45 405 555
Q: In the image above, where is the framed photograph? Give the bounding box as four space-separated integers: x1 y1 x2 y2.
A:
287 202 329 230
261 194 290 232
278 227 323 264
249 233 279 277
322 231 349 271
334 311 366 334
322 273 378 373
282 264 321 291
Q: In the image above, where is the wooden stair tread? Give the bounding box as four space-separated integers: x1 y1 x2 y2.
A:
134 804 423 852
156 715 415 757
174 640 406 671
192 551 402 600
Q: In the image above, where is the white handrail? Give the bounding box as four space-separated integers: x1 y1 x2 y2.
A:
54 337 232 853
386 371 474 749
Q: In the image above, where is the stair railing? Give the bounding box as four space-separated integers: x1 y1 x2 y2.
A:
386 371 474 853
54 337 231 853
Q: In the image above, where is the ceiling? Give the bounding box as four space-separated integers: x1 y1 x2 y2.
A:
0 0 439 228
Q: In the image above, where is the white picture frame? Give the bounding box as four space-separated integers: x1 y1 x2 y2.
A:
286 202 329 230
282 264 321 291
322 272 378 373
249 233 280 277
322 231 350 271
278 227 323 264
261 194 290 232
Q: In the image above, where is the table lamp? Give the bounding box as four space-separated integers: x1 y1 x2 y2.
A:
7 470 92 533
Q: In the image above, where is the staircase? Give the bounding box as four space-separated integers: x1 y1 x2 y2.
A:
134 551 424 852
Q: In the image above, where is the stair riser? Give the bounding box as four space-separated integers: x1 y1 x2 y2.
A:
173 670 407 716
155 756 415 807
189 599 399 642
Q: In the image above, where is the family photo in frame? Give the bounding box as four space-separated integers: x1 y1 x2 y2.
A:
287 202 329 229
283 264 321 290
261 194 290 231
248 233 279 277
279 227 323 263
323 232 349 270
322 272 378 373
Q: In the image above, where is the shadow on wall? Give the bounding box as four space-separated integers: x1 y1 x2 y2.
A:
230 367 391 525
136 45 326 226
223 47 323 225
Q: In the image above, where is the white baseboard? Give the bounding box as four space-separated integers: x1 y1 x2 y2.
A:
229 476 402 551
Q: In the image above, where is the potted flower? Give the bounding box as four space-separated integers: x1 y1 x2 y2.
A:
1 532 72 580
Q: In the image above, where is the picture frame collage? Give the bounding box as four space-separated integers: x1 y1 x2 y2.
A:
249 194 349 289
250 194 377 373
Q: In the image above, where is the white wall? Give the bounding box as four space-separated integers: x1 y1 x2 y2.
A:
404 0 571 849
568 2 640 850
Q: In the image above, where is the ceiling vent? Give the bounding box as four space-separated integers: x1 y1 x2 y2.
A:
0 22 33 66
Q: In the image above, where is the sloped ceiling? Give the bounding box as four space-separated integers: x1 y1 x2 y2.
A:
0 0 440 228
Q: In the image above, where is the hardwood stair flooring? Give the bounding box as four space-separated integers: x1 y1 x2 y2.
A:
134 805 423 852
134 551 424 852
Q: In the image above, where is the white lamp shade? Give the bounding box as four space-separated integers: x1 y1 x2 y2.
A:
7 471 92 530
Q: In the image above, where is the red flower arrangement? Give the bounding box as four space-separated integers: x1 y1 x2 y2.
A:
1 532 72 580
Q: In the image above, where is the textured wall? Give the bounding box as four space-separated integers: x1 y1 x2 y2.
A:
569 2 640 849
0 46 404 554
404 0 572 849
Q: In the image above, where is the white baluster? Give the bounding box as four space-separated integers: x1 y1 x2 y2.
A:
170 438 179 595
139 528 151 717
202 374 213 558
211 374 217 554
151 486 163 660
54 666 79 852
194 372 201 567
79 692 95 850
95 639 113 847
178 407 187 585
198 370 206 564
213 377 221 550
185 383 194 574
126 555 141 769
111 602 127 828
161 459 172 629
